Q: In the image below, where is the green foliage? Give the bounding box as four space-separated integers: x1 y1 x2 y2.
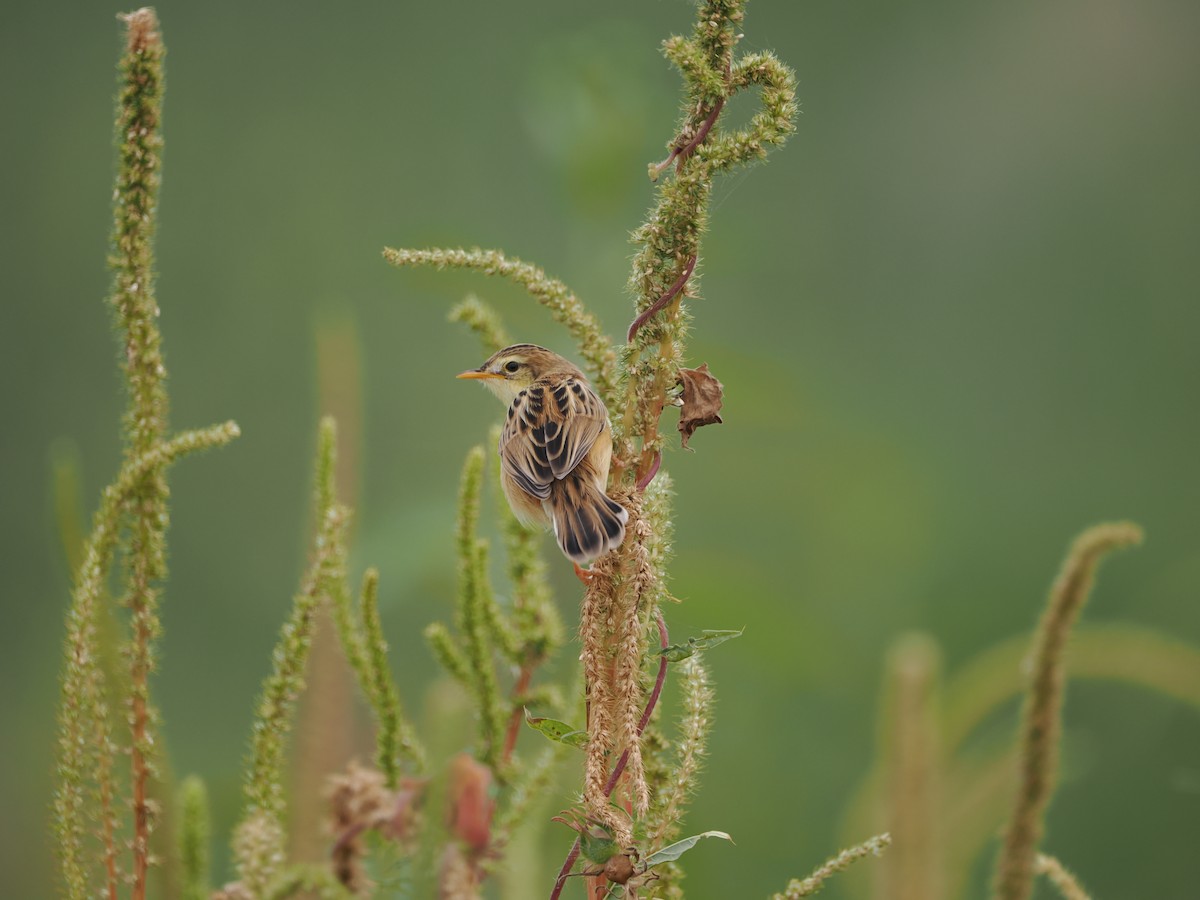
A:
656 628 743 662
643 831 734 868
524 710 588 749
577 822 619 866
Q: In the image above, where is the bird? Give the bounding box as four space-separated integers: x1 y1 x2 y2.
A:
457 344 627 571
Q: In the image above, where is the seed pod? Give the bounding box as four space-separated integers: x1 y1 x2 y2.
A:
604 853 636 885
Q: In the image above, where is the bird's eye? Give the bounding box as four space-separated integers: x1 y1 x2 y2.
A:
504 361 520 374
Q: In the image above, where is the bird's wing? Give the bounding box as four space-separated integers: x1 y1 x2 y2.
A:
499 375 607 500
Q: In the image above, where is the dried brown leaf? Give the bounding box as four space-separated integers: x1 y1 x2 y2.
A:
677 364 724 448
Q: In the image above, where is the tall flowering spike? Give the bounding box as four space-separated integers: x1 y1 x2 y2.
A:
384 247 618 406
454 446 507 770
617 0 797 484
235 421 349 891
55 423 239 900
53 15 242 900
110 10 171 899
993 522 1143 900
646 653 712 855
112 6 169 466
360 567 426 780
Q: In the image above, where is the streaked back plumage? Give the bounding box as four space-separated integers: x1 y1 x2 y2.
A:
462 344 627 565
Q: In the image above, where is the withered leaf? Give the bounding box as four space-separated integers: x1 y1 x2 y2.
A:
677 363 724 448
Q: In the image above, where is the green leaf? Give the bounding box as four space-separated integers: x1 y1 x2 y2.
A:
644 831 733 867
523 708 587 748
656 629 744 662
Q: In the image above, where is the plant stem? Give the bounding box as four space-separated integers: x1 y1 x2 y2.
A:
502 663 535 765
110 10 169 897
549 614 669 900
626 254 697 343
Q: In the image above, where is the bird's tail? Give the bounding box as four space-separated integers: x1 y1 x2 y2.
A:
548 474 628 566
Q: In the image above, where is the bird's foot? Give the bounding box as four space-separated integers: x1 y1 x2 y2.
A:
573 562 595 585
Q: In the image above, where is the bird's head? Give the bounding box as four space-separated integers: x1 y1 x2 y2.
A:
456 344 582 403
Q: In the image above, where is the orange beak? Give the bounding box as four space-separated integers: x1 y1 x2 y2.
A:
456 369 503 380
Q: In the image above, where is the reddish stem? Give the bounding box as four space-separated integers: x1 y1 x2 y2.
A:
604 612 669 793
131 669 151 900
635 451 662 491
674 97 726 171
650 146 682 181
549 613 670 899
626 254 697 343
549 841 583 900
502 663 535 766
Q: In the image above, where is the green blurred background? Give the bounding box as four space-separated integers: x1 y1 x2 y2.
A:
3 0 1198 896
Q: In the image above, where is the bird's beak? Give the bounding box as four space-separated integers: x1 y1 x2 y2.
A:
456 369 503 380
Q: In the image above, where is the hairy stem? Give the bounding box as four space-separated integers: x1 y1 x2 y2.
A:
550 614 668 900
108 10 171 898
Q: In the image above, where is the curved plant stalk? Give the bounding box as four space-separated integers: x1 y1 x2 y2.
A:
55 424 238 900
769 833 892 900
53 16 239 900
944 621 1200 756
993 522 1142 900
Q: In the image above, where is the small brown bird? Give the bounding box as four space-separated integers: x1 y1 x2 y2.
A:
457 344 627 568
